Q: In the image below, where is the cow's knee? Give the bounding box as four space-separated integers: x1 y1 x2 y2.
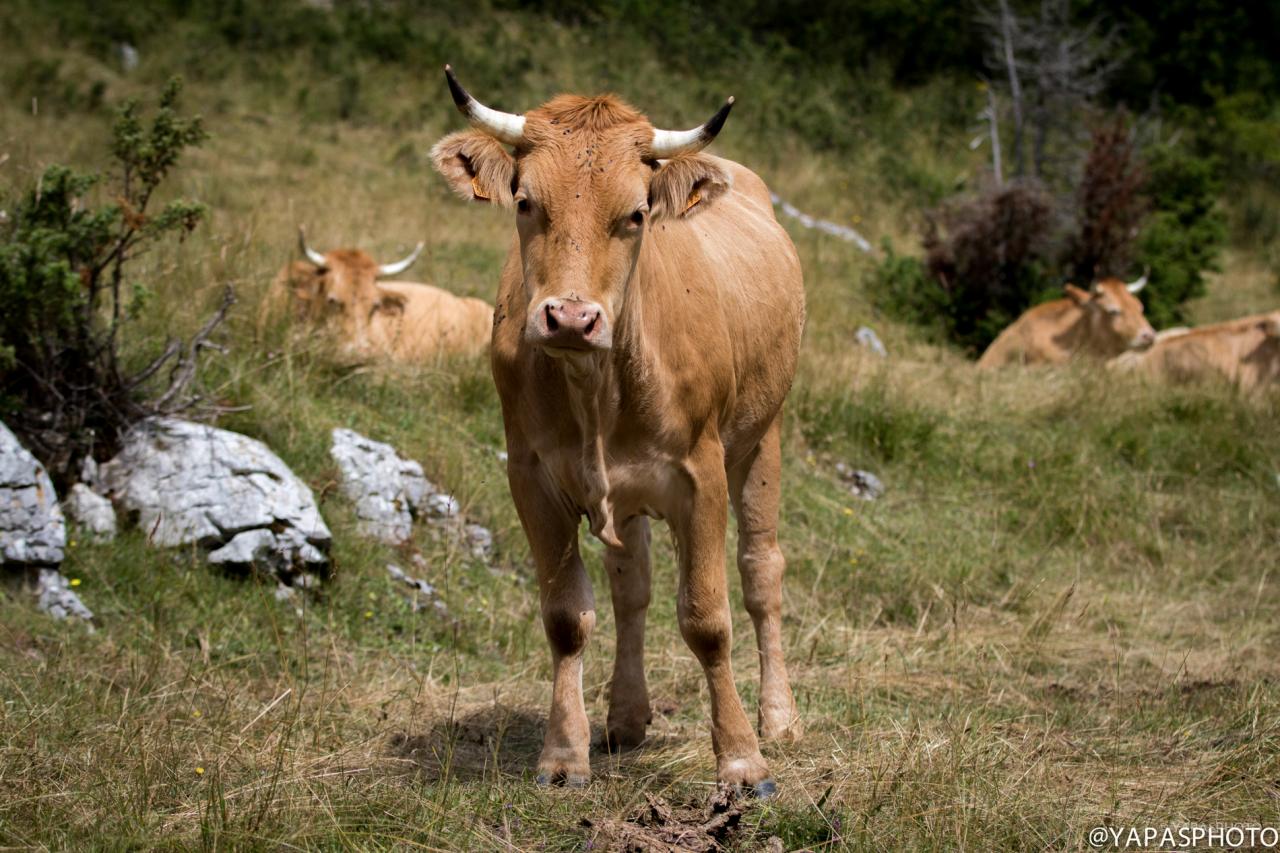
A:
678 603 732 664
542 603 595 657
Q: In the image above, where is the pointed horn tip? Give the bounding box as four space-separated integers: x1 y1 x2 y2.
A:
701 97 736 140
444 64 470 111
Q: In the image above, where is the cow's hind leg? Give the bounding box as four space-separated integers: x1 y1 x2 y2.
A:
603 516 653 750
728 416 801 741
508 460 595 786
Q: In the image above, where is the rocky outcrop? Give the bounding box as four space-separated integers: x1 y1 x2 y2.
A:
330 428 432 544
63 483 117 544
99 418 330 581
329 428 492 557
0 421 66 567
835 461 885 501
36 568 94 624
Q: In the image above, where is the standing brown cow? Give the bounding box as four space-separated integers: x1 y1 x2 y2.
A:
977 275 1156 368
431 67 805 793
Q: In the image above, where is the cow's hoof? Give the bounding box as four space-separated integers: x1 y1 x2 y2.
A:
759 700 803 742
535 751 591 788
716 754 772 790
759 714 803 743
536 771 590 789
751 778 778 800
602 721 648 753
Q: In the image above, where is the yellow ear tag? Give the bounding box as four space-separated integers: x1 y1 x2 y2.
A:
471 176 490 201
683 189 703 214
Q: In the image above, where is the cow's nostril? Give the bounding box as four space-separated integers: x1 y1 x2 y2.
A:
583 313 597 336
545 304 559 332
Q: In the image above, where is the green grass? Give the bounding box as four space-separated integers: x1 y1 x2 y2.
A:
3 7 1280 850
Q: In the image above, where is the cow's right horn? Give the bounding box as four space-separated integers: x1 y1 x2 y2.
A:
377 242 425 277
1126 268 1149 294
648 96 736 158
298 226 327 267
445 65 526 146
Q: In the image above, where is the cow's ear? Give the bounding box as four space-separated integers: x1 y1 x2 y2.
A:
289 262 322 301
1064 284 1092 306
431 130 515 207
648 154 733 221
375 290 408 317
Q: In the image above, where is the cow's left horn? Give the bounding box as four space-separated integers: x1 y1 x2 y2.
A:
648 96 735 158
445 65 526 146
1126 267 1149 294
298 226 327 267
377 242 425 277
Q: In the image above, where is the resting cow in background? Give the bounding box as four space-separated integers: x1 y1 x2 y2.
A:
1109 311 1280 393
431 66 804 793
260 229 493 360
977 274 1156 368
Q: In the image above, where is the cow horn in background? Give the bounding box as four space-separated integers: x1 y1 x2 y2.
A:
377 242 425 277
444 65 526 146
648 96 735 158
298 226 328 267
1126 267 1149 294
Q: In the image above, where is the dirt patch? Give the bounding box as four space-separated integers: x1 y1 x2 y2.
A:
581 787 781 852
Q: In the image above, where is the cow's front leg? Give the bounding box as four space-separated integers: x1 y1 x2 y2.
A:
507 460 594 786
672 440 773 793
604 516 652 750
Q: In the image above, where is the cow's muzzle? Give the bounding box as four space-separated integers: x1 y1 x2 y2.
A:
527 298 611 352
1130 328 1156 350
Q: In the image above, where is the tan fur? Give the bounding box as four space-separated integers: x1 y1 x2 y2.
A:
1110 311 1280 393
262 247 492 361
977 279 1155 368
433 92 804 789
370 281 493 359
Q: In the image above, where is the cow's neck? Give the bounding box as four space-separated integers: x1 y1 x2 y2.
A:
1055 310 1105 358
546 274 653 551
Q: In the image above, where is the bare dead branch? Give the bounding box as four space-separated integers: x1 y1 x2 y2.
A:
152 284 235 412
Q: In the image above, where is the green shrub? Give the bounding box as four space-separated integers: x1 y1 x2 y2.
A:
0 78 220 484
1134 143 1224 328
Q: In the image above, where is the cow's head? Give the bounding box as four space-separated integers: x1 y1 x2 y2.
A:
1063 273 1156 355
291 227 422 349
431 66 733 356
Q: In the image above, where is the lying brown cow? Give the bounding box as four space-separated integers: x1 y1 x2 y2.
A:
431 67 804 793
1110 311 1280 393
977 275 1155 368
261 230 493 360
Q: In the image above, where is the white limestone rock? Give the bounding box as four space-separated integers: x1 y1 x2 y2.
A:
63 483 116 544
98 418 330 579
0 421 66 566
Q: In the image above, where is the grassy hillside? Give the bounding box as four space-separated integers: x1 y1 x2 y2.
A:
2 3 1279 849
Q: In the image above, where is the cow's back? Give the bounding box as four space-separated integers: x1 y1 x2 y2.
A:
978 300 1076 368
635 157 805 457
1125 313 1280 391
374 281 493 359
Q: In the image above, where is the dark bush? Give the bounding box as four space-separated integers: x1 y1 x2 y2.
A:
0 78 230 486
1066 114 1148 284
874 183 1057 354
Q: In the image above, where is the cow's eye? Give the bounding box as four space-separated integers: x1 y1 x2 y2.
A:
630 209 645 226
516 197 531 215
1106 306 1122 316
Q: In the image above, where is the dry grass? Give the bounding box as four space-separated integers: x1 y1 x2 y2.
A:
2 18 1280 851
